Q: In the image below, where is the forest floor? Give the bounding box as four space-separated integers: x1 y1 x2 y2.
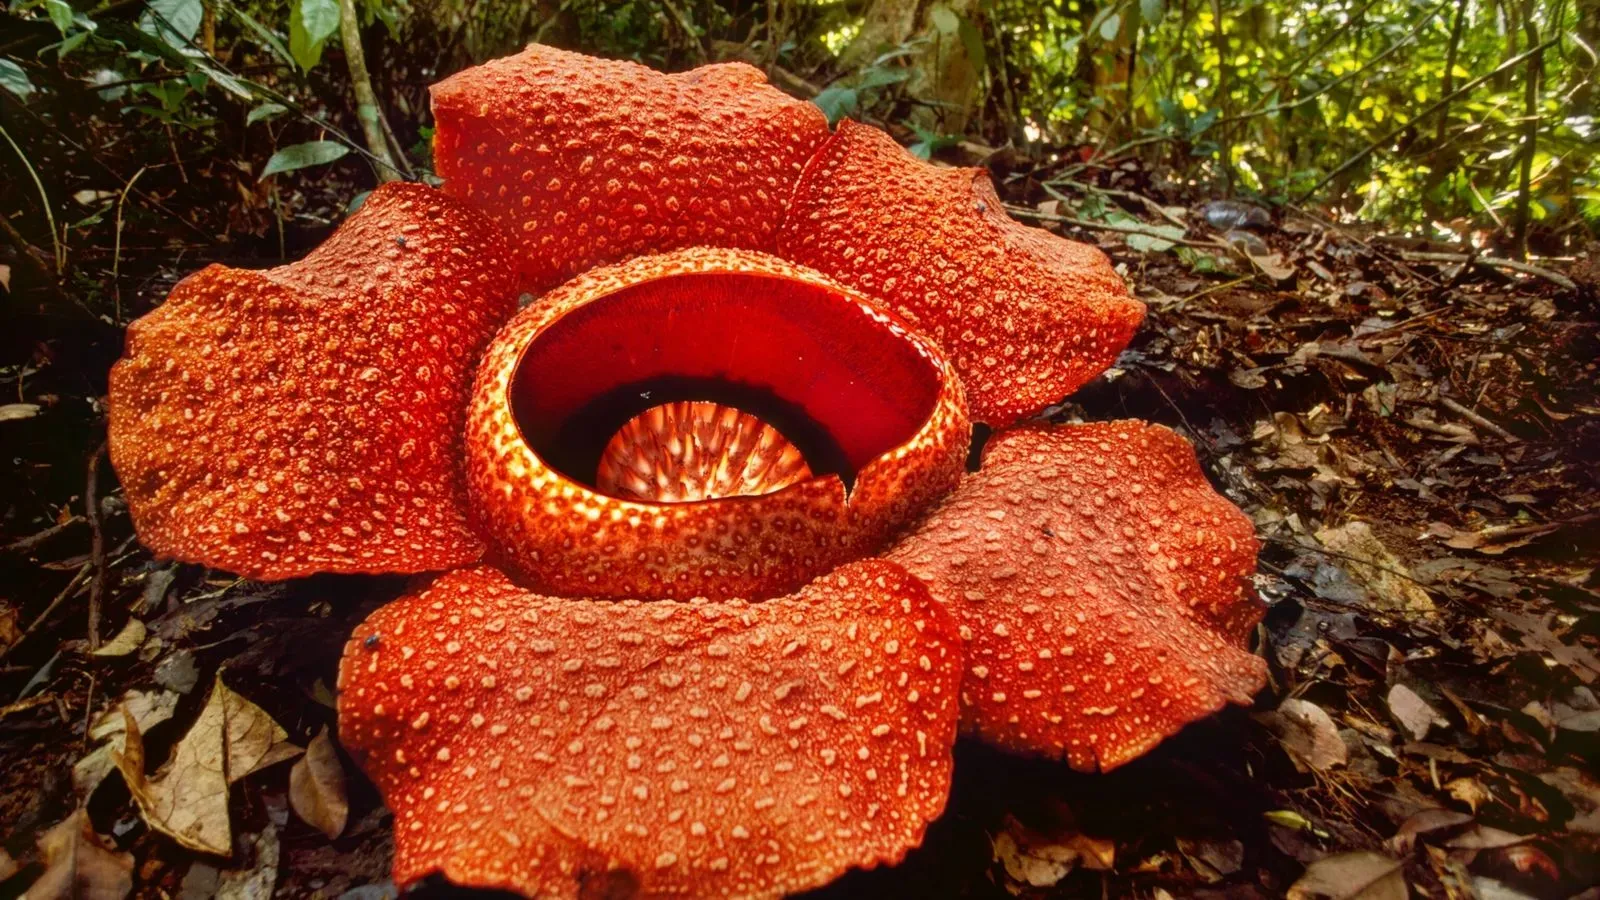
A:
1 154 1597 900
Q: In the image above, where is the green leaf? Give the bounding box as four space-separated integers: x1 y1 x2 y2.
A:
1122 223 1186 253
289 0 341 72
46 0 75 35
855 66 910 91
958 17 987 71
56 31 91 56
260 140 349 178
812 86 858 125
1099 11 1122 41
930 6 960 34
140 0 204 51
247 101 288 124
0 60 33 100
225 2 294 67
1140 0 1165 25
195 61 253 101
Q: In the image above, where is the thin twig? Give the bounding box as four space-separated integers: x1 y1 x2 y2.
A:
3 517 85 556
85 442 108 652
0 123 64 273
1396 250 1576 290
0 563 92 663
1439 396 1521 443
113 166 148 325
1006 205 1229 251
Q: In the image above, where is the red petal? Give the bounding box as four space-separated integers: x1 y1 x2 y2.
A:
108 183 516 580
882 421 1266 770
468 247 969 601
337 559 963 899
778 121 1147 427
432 46 830 292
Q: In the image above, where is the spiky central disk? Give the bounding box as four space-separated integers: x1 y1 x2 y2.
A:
595 401 813 502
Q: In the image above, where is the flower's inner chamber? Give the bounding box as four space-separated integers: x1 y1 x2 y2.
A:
512 271 943 502
595 400 813 502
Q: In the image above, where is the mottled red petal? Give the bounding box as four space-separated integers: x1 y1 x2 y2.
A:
882 421 1266 770
778 121 1146 427
108 183 516 580
467 248 969 601
432 45 830 292
337 559 962 899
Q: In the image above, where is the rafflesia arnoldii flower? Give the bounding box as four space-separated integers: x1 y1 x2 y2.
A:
108 47 1267 899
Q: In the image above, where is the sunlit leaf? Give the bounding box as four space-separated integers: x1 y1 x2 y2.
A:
46 0 75 35
0 59 33 100
247 101 288 124
260 139 349 178
139 0 203 51
812 86 858 125
1099 12 1122 41
289 0 340 71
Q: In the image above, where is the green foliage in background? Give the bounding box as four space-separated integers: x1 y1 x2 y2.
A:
1 0 1594 247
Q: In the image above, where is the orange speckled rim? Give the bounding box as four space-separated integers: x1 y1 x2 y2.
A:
337 559 963 900
464 247 970 602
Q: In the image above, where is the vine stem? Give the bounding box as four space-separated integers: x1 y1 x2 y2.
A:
0 123 64 273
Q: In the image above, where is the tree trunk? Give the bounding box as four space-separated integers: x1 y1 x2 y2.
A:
843 0 985 134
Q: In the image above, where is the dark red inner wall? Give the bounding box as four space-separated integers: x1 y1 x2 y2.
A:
512 273 941 485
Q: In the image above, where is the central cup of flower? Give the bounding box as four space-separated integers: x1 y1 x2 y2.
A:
467 249 973 603
594 400 813 503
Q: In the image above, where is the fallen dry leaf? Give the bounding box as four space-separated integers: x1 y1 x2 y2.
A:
993 831 1080 890
1177 836 1245 882
1425 521 1562 555
1390 808 1473 853
115 674 301 855
0 602 20 653
289 727 348 839
74 689 179 796
1387 684 1447 741
0 403 41 423
1316 522 1435 614
1446 777 1493 812
25 809 133 900
1288 851 1408 900
91 619 146 657
1262 697 1349 772
991 815 1116 892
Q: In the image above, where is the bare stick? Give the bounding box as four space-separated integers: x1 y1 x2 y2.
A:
86 442 108 652
0 123 63 273
1397 250 1576 290
1440 397 1521 443
1005 205 1230 251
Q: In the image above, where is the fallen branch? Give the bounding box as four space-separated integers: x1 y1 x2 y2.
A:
3 517 84 556
1439 397 1521 443
1397 251 1576 291
1005 205 1227 251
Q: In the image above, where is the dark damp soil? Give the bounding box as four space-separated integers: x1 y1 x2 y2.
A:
3 91 1598 900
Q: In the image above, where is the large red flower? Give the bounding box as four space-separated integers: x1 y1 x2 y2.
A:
108 46 1265 900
